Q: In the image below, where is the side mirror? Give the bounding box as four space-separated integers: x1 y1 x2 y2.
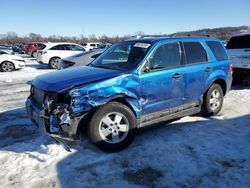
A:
143 59 151 73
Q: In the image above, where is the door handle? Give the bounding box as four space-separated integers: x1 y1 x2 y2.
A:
173 73 182 79
205 67 213 72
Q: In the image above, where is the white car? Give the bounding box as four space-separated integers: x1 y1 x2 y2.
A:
82 42 101 51
37 43 86 69
0 54 25 72
226 33 250 82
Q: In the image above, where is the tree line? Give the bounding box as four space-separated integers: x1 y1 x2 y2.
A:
0 26 249 45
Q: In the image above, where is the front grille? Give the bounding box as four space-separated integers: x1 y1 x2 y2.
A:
32 87 45 107
31 86 59 107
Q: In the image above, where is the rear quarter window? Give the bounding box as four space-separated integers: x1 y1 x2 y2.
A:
206 41 228 61
183 42 208 64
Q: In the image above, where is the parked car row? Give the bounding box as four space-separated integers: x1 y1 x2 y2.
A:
0 42 111 71
36 42 112 69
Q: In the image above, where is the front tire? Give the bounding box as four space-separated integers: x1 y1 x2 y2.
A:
88 102 137 152
201 84 224 116
1 61 15 72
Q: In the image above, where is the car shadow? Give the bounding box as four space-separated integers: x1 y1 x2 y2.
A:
24 62 49 70
1 107 250 187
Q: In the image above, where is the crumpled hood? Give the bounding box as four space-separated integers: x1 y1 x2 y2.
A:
32 66 123 92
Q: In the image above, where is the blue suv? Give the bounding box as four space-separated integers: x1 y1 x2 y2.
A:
26 37 232 152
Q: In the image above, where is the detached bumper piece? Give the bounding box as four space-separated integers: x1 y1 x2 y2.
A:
26 97 84 149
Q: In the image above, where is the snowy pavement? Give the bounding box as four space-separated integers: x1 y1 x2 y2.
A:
0 59 250 188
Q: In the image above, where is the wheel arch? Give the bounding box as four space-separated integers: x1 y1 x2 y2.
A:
212 79 227 95
49 56 61 63
110 97 139 118
76 96 141 135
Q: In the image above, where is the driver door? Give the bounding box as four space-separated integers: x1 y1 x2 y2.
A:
139 42 186 115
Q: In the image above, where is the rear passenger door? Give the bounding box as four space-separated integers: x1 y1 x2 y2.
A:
182 41 210 104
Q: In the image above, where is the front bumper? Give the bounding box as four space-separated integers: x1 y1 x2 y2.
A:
26 97 84 144
13 60 25 69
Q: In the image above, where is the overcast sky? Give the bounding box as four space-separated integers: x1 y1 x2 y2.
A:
1 0 249 37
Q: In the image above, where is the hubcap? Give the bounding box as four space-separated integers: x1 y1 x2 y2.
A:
99 112 129 144
209 89 221 111
2 62 14 72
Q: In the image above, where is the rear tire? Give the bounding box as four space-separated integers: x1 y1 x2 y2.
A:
31 51 37 58
201 84 224 116
88 102 137 152
1 61 15 72
49 57 60 69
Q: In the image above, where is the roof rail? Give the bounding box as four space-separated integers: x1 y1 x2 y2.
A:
187 34 210 37
170 33 210 38
130 35 170 39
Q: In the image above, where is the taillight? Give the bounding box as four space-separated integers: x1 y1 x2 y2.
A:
229 63 233 75
39 51 47 54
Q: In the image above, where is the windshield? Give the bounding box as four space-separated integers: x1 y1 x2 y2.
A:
90 41 150 71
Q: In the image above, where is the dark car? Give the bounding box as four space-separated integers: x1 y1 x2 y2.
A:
26 37 232 152
12 44 26 54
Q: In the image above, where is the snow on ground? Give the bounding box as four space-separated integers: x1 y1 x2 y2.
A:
0 58 250 188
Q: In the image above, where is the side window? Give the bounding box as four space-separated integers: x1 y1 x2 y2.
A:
148 42 181 70
206 41 228 61
50 45 64 50
183 42 207 64
63 45 71 50
50 45 72 50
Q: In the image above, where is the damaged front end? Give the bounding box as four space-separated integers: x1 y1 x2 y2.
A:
26 73 141 148
26 87 86 145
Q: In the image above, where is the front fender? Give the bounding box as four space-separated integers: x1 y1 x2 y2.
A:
69 74 142 118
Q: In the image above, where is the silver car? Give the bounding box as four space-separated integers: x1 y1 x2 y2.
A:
58 48 105 69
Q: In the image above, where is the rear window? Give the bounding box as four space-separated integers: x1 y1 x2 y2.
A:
226 35 250 49
37 44 46 50
206 41 228 61
183 42 207 64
